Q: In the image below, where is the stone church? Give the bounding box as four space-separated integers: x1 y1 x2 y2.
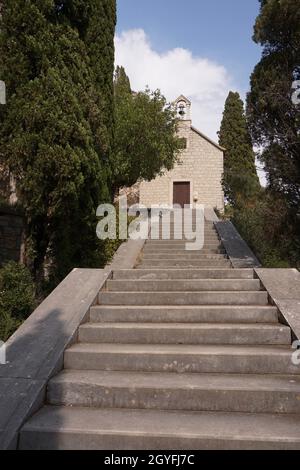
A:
139 95 224 211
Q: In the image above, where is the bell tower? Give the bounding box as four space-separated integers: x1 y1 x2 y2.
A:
174 95 191 121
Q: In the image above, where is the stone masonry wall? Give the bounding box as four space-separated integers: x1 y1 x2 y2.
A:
140 121 224 210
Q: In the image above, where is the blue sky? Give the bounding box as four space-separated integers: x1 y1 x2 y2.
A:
116 0 262 94
115 0 263 139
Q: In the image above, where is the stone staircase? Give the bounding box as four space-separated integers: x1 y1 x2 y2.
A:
19 221 300 449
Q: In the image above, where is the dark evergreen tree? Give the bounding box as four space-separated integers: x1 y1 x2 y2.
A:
219 91 260 206
114 66 131 96
54 0 116 189
230 0 300 269
246 0 300 207
0 1 116 287
87 1 116 144
56 0 116 200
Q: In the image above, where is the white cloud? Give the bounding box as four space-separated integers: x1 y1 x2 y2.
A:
255 152 268 187
257 168 267 187
115 29 237 140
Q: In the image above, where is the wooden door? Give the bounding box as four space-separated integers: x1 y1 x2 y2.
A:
173 182 191 208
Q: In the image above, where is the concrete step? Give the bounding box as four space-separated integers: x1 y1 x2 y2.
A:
151 233 219 239
113 269 253 280
147 239 220 245
156 224 216 230
150 226 218 234
99 291 269 306
19 406 300 450
150 224 217 228
142 253 228 260
106 279 261 292
47 370 300 414
145 243 223 250
149 236 220 242
153 223 217 228
153 228 217 233
78 323 291 345
138 260 231 268
146 233 221 245
64 343 300 375
145 240 220 246
90 306 279 324
143 248 225 255
147 241 221 246
160 221 215 225
153 224 216 229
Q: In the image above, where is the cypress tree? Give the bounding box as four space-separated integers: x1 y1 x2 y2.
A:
219 91 260 206
56 0 116 198
247 0 300 207
84 0 116 157
0 1 116 287
114 66 131 96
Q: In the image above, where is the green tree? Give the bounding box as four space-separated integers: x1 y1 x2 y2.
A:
0 261 36 341
219 91 260 206
112 67 181 196
229 0 300 269
114 66 131 96
246 0 300 207
0 1 116 287
69 0 117 166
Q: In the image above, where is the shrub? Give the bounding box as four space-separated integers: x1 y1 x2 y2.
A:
0 262 36 341
102 208 136 264
232 193 300 269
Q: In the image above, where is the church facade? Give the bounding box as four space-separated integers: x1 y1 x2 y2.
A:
139 95 225 211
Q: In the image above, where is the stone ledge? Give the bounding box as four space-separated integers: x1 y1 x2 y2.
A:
215 221 261 269
0 268 109 449
105 218 149 271
255 269 300 341
0 378 45 450
106 238 147 271
205 207 220 222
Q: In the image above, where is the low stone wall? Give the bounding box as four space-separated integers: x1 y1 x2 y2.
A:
0 209 24 266
0 269 110 449
215 220 261 269
256 269 300 341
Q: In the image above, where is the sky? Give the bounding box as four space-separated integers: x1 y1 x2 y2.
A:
115 0 263 141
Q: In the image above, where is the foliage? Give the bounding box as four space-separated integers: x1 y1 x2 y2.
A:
0 198 23 216
238 0 300 270
219 91 260 206
114 65 131 97
0 262 36 341
112 67 182 195
246 0 300 208
103 205 136 263
233 191 300 268
0 1 116 288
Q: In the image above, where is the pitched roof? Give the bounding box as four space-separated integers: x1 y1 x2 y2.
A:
191 125 225 152
174 95 191 105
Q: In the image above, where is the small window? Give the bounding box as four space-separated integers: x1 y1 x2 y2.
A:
178 137 187 149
